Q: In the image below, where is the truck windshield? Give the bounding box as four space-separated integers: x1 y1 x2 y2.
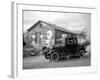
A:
65 38 77 45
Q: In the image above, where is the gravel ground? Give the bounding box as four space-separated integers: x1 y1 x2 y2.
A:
23 55 91 69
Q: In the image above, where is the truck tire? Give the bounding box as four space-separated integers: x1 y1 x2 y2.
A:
79 50 85 58
44 53 49 59
50 52 59 62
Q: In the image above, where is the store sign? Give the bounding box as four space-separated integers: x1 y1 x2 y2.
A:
47 30 52 39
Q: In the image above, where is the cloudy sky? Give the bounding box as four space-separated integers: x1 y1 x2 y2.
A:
23 10 91 33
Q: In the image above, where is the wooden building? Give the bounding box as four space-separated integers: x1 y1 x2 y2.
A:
27 20 77 51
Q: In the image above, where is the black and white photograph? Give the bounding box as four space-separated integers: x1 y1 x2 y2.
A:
23 10 91 69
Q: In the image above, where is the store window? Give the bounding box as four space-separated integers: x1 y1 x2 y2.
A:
55 30 66 44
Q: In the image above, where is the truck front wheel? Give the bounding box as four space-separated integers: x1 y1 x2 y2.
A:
50 52 59 62
44 53 49 59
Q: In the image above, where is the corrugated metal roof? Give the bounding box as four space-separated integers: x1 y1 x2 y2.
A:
27 20 80 34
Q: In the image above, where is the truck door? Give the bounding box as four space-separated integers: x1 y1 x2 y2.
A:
65 38 77 54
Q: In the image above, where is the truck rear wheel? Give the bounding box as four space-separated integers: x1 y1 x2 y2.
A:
79 50 84 58
50 52 59 62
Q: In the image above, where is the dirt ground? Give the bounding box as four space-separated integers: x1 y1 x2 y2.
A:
23 55 91 69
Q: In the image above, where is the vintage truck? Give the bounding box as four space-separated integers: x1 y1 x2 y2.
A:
42 38 87 62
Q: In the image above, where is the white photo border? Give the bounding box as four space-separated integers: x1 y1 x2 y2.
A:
11 2 97 78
